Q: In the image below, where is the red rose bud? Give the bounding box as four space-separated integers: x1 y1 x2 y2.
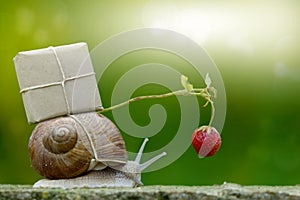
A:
192 126 221 158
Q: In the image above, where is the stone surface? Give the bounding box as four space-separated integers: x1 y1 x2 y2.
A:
1 183 300 200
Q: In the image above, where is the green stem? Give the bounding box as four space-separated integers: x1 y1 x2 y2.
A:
99 90 187 113
208 100 215 127
192 88 205 92
98 87 215 128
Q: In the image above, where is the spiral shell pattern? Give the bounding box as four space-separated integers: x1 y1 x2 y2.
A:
42 124 77 154
28 112 127 179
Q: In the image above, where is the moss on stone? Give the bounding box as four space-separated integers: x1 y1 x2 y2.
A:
0 183 300 200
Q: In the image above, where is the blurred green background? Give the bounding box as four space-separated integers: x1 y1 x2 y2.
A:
1 0 300 185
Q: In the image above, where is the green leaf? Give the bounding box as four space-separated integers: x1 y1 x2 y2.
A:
209 86 217 99
205 73 212 87
181 75 193 92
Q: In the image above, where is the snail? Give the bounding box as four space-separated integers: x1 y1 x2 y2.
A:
28 112 166 188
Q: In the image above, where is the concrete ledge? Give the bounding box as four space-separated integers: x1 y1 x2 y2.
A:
1 183 300 200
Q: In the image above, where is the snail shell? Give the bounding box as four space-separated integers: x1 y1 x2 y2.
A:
28 112 127 179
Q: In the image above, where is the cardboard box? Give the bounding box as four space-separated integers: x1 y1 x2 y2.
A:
14 42 102 124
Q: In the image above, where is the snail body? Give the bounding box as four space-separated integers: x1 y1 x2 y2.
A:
29 112 166 188
33 168 138 188
33 138 166 188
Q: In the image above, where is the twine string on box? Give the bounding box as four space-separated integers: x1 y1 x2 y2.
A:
19 46 98 160
19 46 96 114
